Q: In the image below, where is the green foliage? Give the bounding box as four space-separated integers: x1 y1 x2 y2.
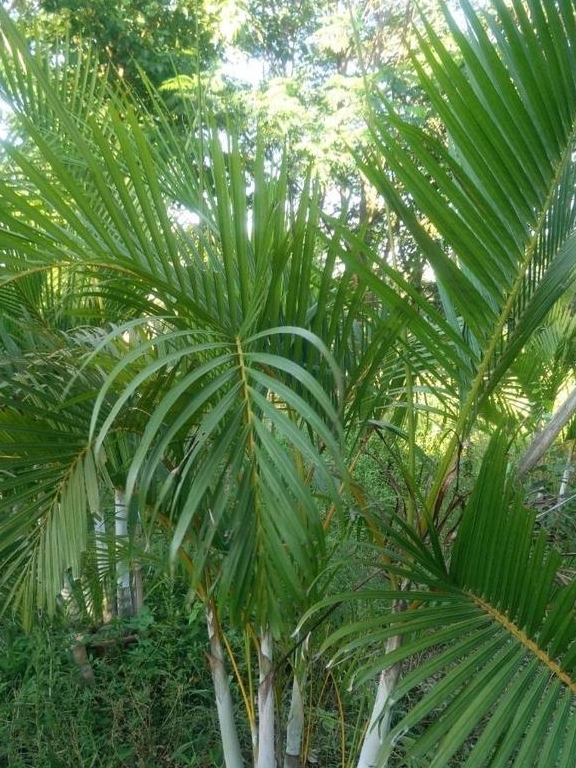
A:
28 0 220 98
0 585 227 768
236 0 319 74
2 0 576 764
339 0 576 518
319 436 576 765
0 7 352 633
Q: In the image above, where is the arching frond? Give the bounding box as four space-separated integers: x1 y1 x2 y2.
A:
87 322 346 632
346 0 576 494
319 435 576 766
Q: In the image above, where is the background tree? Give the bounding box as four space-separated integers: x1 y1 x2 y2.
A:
10 0 221 101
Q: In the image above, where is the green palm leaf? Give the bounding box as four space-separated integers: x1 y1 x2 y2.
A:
318 435 576 766
345 0 576 497
0 346 107 622
87 322 345 632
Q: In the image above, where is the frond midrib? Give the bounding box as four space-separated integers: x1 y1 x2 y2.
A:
471 591 576 693
428 120 576 510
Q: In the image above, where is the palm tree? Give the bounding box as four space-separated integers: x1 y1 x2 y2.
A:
311 0 576 764
0 11 355 764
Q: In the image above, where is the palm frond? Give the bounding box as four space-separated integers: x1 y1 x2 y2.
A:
86 322 346 632
0 352 103 622
348 0 576 483
318 435 576 766
0 329 156 624
0 6 360 633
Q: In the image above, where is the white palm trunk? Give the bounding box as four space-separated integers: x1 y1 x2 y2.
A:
114 489 133 617
356 632 402 768
257 627 275 768
283 668 306 768
94 513 107 576
559 442 574 500
206 605 245 768
518 387 576 476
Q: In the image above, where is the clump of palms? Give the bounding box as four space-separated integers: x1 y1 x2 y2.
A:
2 0 576 766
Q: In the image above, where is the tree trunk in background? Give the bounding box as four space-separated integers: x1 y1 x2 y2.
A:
132 560 144 614
518 387 576 476
558 441 574 501
131 520 145 615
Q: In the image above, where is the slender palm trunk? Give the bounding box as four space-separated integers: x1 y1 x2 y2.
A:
356 634 402 768
94 513 106 575
283 667 306 768
518 387 576 476
115 489 133 617
357 601 406 768
559 441 574 500
206 605 245 768
257 627 275 768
